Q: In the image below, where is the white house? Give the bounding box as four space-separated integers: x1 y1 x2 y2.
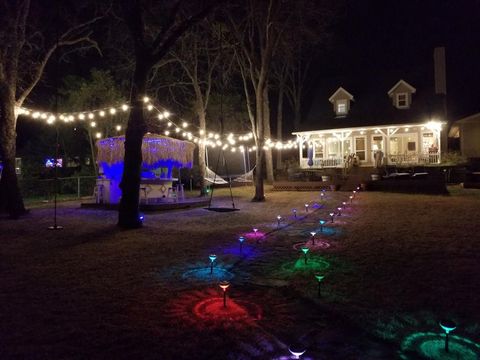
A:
294 79 446 169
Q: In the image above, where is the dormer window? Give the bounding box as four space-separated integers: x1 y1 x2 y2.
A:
336 100 347 114
388 79 416 110
396 93 408 108
329 87 354 117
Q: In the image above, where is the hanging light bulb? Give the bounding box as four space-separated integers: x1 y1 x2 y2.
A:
143 96 150 103
121 104 129 111
99 110 105 117
115 125 122 131
109 108 116 115
88 113 94 119
163 111 170 118
90 121 97 128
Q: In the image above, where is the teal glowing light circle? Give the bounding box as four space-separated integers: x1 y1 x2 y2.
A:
399 332 480 360
439 320 456 334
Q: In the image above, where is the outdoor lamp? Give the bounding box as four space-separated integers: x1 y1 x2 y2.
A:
277 215 282 227
342 201 346 209
320 192 325 200
329 212 335 223
305 203 309 213
301 246 309 264
439 320 456 353
337 207 342 216
314 273 325 297
209 254 217 274
310 231 316 245
293 208 297 218
139 213 145 222
353 190 357 198
288 343 306 359
349 195 353 204
219 281 230 308
319 219 326 232
238 236 245 253
253 228 259 243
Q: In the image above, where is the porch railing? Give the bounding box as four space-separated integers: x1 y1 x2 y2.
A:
300 157 343 169
387 152 440 165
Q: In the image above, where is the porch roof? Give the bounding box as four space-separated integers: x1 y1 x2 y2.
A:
293 121 446 137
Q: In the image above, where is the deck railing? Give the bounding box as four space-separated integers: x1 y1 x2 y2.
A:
300 157 343 169
388 152 440 165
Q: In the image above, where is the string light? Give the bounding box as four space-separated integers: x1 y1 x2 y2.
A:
16 97 299 150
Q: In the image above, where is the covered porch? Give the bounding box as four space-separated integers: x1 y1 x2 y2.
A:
294 121 444 169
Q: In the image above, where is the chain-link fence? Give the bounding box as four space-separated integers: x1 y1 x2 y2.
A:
19 176 97 203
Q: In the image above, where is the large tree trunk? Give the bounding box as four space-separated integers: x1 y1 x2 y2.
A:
252 76 267 202
118 60 149 228
263 86 274 183
0 83 27 218
276 80 284 169
197 105 208 196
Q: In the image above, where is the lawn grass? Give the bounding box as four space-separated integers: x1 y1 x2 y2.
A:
0 185 479 359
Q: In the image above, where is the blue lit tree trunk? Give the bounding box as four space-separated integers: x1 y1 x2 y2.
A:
117 0 218 228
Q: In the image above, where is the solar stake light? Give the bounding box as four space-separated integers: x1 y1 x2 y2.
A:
293 208 297 218
342 201 346 209
301 246 310 264
253 228 259 243
349 195 353 204
305 203 309 213
329 212 335 223
314 273 325 297
337 207 342 216
320 192 325 201
238 236 245 253
277 215 282 227
310 231 316 245
319 219 326 232
288 343 306 359
209 254 217 274
353 190 357 198
439 320 456 353
219 281 230 308
356 186 360 191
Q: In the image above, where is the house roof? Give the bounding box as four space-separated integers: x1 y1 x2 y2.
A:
387 79 417 96
448 112 480 137
302 68 446 132
328 87 354 102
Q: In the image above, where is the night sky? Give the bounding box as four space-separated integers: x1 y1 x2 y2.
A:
307 0 480 123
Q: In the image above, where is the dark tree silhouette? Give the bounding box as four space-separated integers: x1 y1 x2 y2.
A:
118 0 218 228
